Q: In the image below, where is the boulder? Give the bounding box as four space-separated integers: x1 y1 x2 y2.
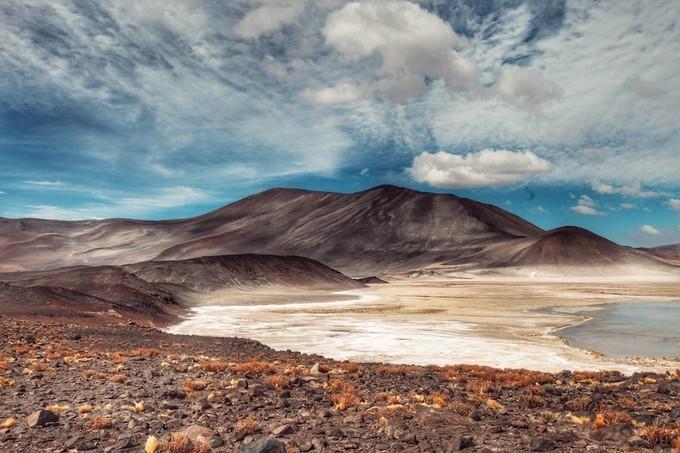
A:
27 409 58 427
239 436 286 453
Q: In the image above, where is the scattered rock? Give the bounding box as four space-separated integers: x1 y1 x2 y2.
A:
239 436 286 453
26 409 58 428
183 425 224 448
529 437 555 452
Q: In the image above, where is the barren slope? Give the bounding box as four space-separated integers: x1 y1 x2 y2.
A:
451 226 669 275
0 185 543 275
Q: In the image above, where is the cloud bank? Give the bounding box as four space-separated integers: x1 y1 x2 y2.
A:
408 149 551 189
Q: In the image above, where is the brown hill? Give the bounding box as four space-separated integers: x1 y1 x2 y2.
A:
640 244 680 264
0 254 362 325
452 226 668 274
0 185 542 275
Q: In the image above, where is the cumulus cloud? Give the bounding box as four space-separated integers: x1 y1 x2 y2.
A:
407 149 551 189
640 224 660 235
234 0 307 39
667 199 680 212
496 65 563 111
570 194 605 216
592 181 663 198
320 1 479 102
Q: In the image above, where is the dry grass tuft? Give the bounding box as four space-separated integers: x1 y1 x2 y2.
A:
429 393 447 408
231 360 276 375
127 348 159 358
84 369 106 380
199 359 230 373
593 408 634 429
78 405 93 414
88 416 112 431
182 379 209 393
340 362 360 374
450 401 475 417
485 399 505 413
234 416 261 435
641 423 678 447
375 364 419 375
327 379 361 411
265 375 290 390
145 435 160 453
0 418 16 429
45 404 69 413
467 379 493 396
109 374 128 384
161 433 210 453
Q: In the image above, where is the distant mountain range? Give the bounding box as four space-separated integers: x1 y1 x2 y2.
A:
1 185 677 277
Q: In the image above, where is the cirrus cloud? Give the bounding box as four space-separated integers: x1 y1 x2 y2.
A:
407 149 551 189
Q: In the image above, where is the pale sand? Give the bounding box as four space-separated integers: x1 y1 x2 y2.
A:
167 275 680 373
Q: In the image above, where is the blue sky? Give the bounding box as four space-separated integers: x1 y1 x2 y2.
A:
1 0 679 247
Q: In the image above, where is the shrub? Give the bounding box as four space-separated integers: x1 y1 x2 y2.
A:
593 409 634 429
234 416 261 435
182 379 209 392
642 423 678 447
265 375 289 390
0 418 16 429
231 360 276 375
199 359 229 373
109 374 128 384
88 416 112 431
450 401 475 417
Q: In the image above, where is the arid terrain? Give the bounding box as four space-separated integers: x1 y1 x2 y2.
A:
1 316 680 453
1 185 680 452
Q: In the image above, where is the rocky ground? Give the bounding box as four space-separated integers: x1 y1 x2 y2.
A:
1 316 679 453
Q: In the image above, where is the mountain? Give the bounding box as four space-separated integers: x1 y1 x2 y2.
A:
640 244 680 265
0 254 362 325
0 185 542 276
449 226 668 275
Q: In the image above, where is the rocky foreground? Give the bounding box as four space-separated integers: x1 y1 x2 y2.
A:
1 317 679 453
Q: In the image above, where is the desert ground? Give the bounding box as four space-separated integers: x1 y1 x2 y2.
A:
169 275 680 373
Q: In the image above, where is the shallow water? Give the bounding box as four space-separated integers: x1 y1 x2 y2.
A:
557 301 680 358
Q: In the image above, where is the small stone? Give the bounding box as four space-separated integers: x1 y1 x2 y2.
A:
271 424 294 437
183 425 223 448
530 437 555 452
310 363 321 375
26 409 58 427
299 443 313 452
449 435 474 450
627 435 648 448
236 379 249 389
239 436 286 453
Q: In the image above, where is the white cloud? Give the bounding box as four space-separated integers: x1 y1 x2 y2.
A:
407 149 551 189
302 83 367 106
0 191 5 195
496 65 563 111
620 203 635 210
667 199 680 212
321 1 479 101
234 0 307 39
18 186 213 220
571 194 605 216
640 224 660 235
592 181 663 198
24 180 65 187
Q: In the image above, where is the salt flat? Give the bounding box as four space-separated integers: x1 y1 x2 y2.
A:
168 276 680 373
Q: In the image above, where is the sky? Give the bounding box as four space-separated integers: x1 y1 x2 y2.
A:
0 0 679 247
